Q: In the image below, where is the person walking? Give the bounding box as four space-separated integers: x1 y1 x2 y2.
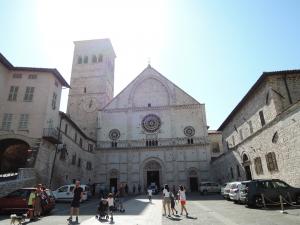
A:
117 184 125 212
147 188 152 203
132 184 136 195
178 185 188 217
170 191 178 215
162 184 171 217
125 184 128 195
67 180 83 224
138 184 141 194
27 189 36 221
107 193 115 222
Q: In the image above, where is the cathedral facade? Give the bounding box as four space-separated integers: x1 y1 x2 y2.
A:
67 39 212 192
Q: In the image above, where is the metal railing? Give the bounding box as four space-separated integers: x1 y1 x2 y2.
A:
42 128 62 143
0 172 18 182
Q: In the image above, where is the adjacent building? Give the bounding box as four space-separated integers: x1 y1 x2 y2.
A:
211 70 300 187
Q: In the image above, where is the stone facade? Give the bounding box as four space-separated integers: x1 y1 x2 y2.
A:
212 71 300 187
95 66 211 191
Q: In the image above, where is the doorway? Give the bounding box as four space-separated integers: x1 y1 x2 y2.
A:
110 178 117 193
190 177 198 192
147 170 159 187
244 166 252 180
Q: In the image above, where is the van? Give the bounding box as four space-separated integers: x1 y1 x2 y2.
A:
52 184 90 202
199 182 221 194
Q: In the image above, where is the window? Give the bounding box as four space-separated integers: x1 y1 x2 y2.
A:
92 55 97 63
230 167 234 179
13 74 22 79
232 135 235 146
71 154 76 165
77 158 81 167
239 129 243 141
259 110 266 127
86 161 92 170
88 144 94 152
55 80 58 87
83 56 88 64
24 87 35 102
64 124 68 134
248 120 253 134
79 138 83 147
52 93 57 110
148 103 151 107
18 114 29 130
75 132 77 143
254 157 264 175
187 138 194 144
77 56 82 64
59 144 67 161
98 54 103 62
236 165 240 177
84 87 86 93
111 142 117 148
1 113 13 130
28 74 37 79
8 86 19 101
211 142 220 153
265 152 278 172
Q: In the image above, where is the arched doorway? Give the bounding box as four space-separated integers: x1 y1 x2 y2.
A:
188 169 199 192
0 139 30 173
109 169 119 194
143 160 162 189
242 154 252 180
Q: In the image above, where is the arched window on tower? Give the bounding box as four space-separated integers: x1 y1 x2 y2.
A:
98 54 103 63
83 56 88 64
77 56 82 64
92 55 97 63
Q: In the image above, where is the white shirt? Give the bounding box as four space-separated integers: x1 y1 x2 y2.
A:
148 190 152 196
178 190 186 201
163 189 170 197
107 197 114 207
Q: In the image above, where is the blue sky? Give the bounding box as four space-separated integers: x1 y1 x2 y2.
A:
0 0 299 129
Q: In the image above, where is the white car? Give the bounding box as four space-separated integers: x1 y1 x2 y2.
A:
52 184 90 202
229 182 243 203
199 182 221 194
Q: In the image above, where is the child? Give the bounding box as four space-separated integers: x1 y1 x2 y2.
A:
147 188 152 203
170 192 178 215
107 193 114 222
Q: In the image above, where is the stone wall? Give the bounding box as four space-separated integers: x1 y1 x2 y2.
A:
0 168 36 197
212 101 300 187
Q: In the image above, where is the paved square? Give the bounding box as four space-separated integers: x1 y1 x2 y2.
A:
0 194 300 225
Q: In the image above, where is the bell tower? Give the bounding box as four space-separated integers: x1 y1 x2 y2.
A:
67 39 116 139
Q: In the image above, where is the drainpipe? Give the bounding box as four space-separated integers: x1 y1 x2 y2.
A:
49 114 63 189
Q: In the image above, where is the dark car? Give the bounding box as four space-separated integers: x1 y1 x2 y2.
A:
0 188 55 214
240 179 300 208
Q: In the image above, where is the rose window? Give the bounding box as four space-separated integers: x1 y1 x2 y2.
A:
142 114 161 133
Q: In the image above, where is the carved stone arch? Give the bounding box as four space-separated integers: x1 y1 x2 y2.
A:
140 157 165 190
128 75 174 107
109 168 120 178
188 167 198 177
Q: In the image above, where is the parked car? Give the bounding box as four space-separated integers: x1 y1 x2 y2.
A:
199 182 221 194
0 188 55 214
240 179 300 208
229 182 243 203
52 184 90 202
223 182 233 199
220 183 228 196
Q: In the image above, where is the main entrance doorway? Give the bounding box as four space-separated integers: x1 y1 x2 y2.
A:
110 178 117 193
143 160 162 189
147 170 159 187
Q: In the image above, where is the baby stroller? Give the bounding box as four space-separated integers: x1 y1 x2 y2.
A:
96 199 110 221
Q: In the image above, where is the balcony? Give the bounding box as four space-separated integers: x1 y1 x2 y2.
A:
97 137 209 150
42 128 62 144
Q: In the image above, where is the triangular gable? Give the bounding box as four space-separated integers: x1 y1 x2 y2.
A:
103 65 201 110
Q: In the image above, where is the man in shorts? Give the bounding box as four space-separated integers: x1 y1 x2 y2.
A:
67 180 83 224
